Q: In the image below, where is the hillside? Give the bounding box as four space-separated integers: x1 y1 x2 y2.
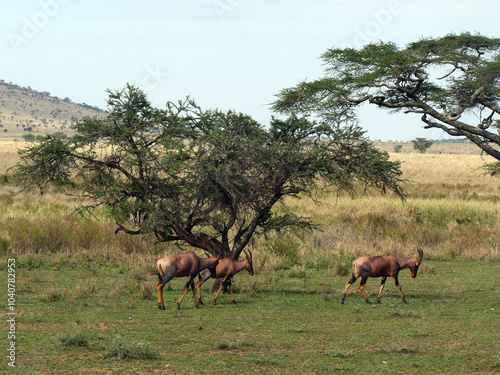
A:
0 81 107 139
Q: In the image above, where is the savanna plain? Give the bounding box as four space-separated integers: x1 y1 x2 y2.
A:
0 141 499 374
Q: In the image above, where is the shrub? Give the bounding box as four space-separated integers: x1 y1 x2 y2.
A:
59 332 88 347
43 288 65 302
0 174 10 184
216 340 251 351
0 237 9 254
105 336 159 360
328 350 352 358
264 233 301 268
140 283 154 300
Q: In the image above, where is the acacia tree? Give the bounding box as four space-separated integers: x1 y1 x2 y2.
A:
13 84 404 260
273 33 500 163
412 138 433 153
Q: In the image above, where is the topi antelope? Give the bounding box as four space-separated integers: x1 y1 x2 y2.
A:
341 248 423 305
196 250 254 305
156 251 219 310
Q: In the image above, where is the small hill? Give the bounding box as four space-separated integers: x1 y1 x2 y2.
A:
0 81 107 139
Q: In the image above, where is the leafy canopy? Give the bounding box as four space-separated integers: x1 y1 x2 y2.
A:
13 84 404 258
274 33 500 161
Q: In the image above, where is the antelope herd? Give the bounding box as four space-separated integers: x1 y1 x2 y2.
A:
156 248 423 310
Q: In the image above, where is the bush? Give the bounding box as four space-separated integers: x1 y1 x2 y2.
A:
140 283 154 300
0 174 10 184
59 332 88 347
43 288 65 302
105 336 159 360
0 237 9 255
216 340 251 351
264 233 301 268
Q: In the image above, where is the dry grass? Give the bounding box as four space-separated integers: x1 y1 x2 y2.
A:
261 151 500 263
1 142 500 267
393 153 499 200
298 197 499 260
0 141 24 174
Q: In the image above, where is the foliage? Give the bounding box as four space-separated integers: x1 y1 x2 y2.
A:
59 332 89 348
23 134 35 142
12 84 404 259
105 336 159 360
274 32 500 160
393 144 403 153
0 237 10 255
49 131 68 140
412 138 433 153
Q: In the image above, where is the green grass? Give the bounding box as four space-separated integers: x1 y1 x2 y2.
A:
0 152 499 373
1 260 498 374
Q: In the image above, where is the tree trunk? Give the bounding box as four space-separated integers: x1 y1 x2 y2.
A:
210 278 223 294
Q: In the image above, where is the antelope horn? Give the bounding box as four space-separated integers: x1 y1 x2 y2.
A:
417 247 424 263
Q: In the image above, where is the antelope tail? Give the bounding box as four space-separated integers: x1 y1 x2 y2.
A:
157 264 163 283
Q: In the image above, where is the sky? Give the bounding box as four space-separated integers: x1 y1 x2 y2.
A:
1 0 499 141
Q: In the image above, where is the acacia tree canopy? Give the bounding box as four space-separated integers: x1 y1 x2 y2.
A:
13 84 404 259
273 32 500 161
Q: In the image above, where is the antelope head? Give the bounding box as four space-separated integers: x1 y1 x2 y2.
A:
243 250 254 275
410 247 424 278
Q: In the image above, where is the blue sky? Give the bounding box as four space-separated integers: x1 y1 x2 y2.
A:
2 0 499 141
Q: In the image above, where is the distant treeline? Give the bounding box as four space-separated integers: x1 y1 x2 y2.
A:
429 138 472 144
374 138 472 144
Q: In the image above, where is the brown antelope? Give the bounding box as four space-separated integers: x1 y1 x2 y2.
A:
156 251 219 310
196 250 254 305
341 248 423 305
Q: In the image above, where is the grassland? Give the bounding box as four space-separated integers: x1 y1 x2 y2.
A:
0 142 499 374
1 261 499 374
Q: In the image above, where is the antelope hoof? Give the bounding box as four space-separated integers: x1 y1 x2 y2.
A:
213 301 217 306
158 304 166 310
198 299 204 305
176 303 181 310
365 299 372 305
377 300 381 304
232 300 236 304
403 299 408 304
